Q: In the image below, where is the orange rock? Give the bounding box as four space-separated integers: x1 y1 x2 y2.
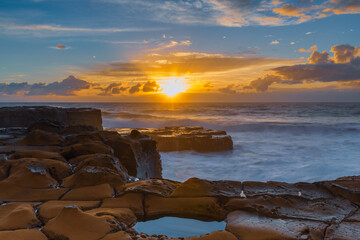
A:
61 142 113 159
61 183 114 201
18 129 63 146
145 196 226 221
38 200 100 222
171 178 242 198
225 210 327 240
75 154 128 176
0 182 68 202
62 166 126 192
9 150 66 162
187 231 238 240
2 161 58 188
0 203 40 230
7 158 71 182
122 179 180 197
86 208 136 227
100 231 132 240
42 206 113 240
0 229 48 240
101 193 144 217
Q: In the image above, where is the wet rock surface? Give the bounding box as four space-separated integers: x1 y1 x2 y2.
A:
115 127 233 152
0 107 358 239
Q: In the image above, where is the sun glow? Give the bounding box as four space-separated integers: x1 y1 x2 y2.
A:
160 77 187 97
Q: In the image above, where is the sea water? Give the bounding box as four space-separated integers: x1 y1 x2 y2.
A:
2 102 360 183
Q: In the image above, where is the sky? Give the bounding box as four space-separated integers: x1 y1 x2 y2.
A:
0 0 360 102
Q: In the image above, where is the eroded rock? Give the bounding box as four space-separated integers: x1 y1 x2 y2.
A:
226 210 327 240
0 229 48 240
42 206 114 240
61 183 114 201
0 202 40 230
101 193 144 217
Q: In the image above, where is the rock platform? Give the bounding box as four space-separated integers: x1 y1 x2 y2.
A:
114 127 233 152
0 107 359 239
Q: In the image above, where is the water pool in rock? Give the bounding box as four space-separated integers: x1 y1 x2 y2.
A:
134 217 226 238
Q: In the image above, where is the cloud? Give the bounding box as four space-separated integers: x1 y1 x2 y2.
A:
86 52 288 78
49 44 68 50
142 80 161 92
0 22 164 36
218 84 237 94
271 40 280 45
245 75 282 92
242 44 360 91
331 44 360 63
129 83 142 94
298 45 317 52
96 82 128 96
100 0 360 27
151 40 192 51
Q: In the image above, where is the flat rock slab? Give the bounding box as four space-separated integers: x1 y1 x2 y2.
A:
226 210 327 240
325 222 360 240
0 202 40 230
0 229 48 240
114 127 233 152
187 230 238 240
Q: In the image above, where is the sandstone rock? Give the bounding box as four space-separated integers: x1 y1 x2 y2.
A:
317 176 360 204
101 193 144 217
61 183 114 201
325 222 360 240
100 131 139 176
42 206 113 240
7 158 71 182
100 231 132 240
62 166 126 192
9 150 66 162
64 132 104 146
38 200 100 222
243 181 333 200
0 182 68 201
0 106 102 130
225 195 355 223
171 178 242 198
86 208 137 227
61 142 114 160
187 231 238 240
28 119 65 133
116 127 233 153
2 161 58 188
100 131 162 179
0 202 40 230
122 179 180 197
226 210 327 240
0 229 48 240
75 154 127 176
18 129 63 146
145 195 226 221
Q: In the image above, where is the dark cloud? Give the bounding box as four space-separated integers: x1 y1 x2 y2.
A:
308 49 330 64
0 75 92 96
97 82 127 96
245 75 282 92
142 80 161 92
129 83 142 94
218 84 237 94
243 44 360 92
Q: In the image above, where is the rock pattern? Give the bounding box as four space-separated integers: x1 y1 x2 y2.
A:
115 127 233 152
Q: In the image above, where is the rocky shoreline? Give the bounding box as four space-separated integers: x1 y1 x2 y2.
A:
0 106 359 240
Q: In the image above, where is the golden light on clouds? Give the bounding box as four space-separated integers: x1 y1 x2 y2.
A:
159 77 188 97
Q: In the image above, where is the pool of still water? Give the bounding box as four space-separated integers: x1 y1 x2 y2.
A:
134 217 226 238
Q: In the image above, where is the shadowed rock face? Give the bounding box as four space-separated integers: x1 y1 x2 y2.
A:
115 127 234 153
0 106 103 130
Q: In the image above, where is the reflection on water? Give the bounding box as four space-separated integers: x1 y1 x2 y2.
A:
134 217 226 238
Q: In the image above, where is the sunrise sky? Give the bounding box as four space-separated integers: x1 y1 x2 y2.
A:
1 0 360 102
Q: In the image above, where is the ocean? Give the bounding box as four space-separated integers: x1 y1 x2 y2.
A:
2 102 360 183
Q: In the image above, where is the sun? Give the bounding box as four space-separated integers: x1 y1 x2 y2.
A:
160 77 187 97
